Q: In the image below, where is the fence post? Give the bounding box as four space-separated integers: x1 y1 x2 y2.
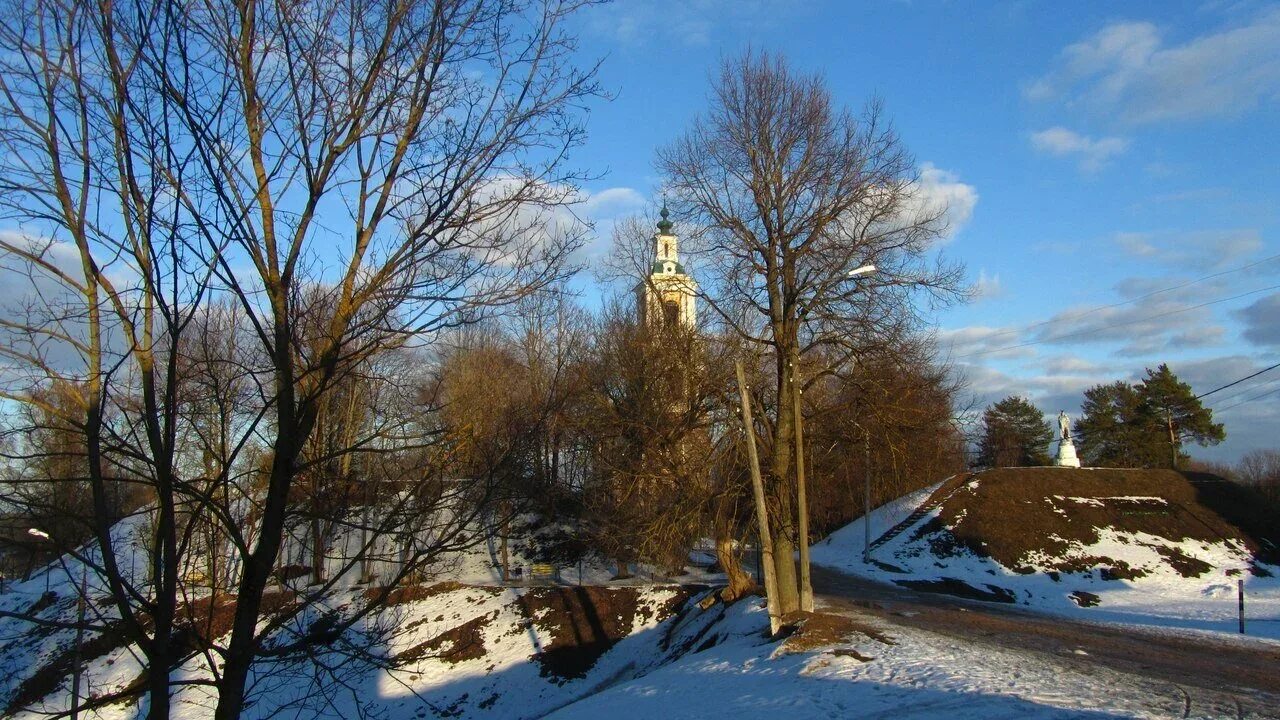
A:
1238 578 1245 634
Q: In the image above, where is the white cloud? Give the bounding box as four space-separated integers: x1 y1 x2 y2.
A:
1112 228 1264 269
1030 127 1129 171
973 269 1003 301
1028 9 1280 124
913 163 978 241
581 187 647 219
939 325 1035 361
1030 288 1227 357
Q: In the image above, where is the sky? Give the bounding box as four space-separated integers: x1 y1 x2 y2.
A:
561 0 1280 464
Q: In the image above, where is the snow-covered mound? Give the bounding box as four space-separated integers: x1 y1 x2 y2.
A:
813 468 1280 639
2 578 707 719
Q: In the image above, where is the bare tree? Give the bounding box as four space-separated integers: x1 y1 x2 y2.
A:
578 300 729 578
658 50 965 614
1238 449 1280 504
0 0 599 716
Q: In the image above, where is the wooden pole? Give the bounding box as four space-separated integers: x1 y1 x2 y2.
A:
736 360 781 635
791 351 814 612
863 428 871 564
1238 578 1245 634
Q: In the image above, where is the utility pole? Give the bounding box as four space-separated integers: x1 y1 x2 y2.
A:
863 428 872 564
735 360 781 635
791 350 814 613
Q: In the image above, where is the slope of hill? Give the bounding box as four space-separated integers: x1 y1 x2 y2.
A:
812 468 1280 639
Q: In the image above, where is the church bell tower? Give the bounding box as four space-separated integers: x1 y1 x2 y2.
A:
636 204 697 328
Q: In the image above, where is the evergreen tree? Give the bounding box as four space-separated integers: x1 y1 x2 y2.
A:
1075 381 1149 467
976 396 1054 468
1075 365 1224 468
1137 363 1225 468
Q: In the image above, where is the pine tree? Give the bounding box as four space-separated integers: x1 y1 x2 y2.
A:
1075 365 1224 468
1137 363 1225 469
976 396 1053 468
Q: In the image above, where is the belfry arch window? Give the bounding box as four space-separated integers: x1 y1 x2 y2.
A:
663 300 680 326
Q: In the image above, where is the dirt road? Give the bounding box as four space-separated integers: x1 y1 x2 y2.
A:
811 564 1280 718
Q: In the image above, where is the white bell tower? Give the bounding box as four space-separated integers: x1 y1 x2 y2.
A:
636 204 697 328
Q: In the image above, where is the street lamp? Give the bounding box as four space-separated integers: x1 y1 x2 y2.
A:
843 263 878 565
29 527 85 720
27 528 52 593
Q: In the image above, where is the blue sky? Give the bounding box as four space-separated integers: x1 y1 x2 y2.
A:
564 0 1280 463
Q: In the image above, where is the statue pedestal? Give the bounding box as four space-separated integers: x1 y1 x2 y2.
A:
1055 438 1081 468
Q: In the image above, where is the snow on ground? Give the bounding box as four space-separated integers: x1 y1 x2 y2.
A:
810 480 1280 642
546 599 1203 720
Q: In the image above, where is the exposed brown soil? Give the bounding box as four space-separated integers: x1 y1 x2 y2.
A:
5 620 130 715
1069 590 1100 607
778 610 895 653
397 611 498 665
5 588 300 716
924 468 1277 578
365 580 501 606
517 585 696 681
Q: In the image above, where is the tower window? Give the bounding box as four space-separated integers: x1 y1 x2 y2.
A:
663 300 680 326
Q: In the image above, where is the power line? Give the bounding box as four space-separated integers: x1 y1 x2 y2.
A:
1201 374 1280 408
955 284 1280 360
1209 384 1280 414
1195 361 1280 400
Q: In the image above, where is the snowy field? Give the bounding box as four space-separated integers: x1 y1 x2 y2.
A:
811 480 1280 642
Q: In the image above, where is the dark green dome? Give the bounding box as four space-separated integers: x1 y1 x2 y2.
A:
656 203 674 234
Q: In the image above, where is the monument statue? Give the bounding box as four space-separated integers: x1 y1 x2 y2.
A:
1055 410 1080 468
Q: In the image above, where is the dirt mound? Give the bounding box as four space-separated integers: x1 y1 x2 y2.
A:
517 585 698 681
927 468 1278 579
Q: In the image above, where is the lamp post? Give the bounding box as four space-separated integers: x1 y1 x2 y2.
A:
29 528 85 719
843 264 877 566
27 528 51 594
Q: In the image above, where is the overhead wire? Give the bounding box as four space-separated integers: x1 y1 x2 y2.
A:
1193 360 1280 400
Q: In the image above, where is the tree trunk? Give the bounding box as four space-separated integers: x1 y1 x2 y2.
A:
310 516 325 585
736 361 782 634
716 527 752 599
769 358 801 616
791 347 814 612
499 513 510 583
213 401 305 720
